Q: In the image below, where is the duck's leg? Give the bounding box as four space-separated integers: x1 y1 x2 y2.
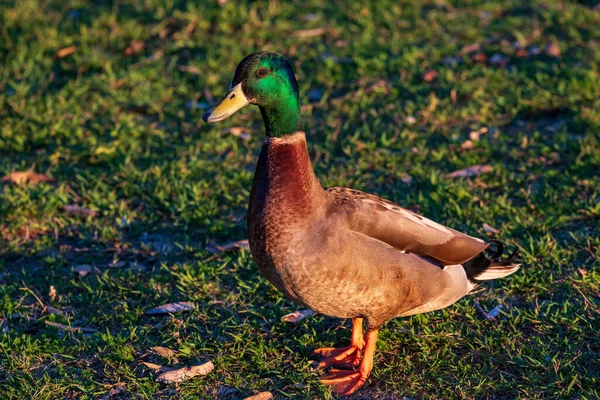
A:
320 328 379 396
312 318 365 369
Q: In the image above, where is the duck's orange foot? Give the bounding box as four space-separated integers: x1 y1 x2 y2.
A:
312 345 362 369
321 369 367 396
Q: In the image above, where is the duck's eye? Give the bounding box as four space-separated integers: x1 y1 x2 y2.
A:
256 67 268 78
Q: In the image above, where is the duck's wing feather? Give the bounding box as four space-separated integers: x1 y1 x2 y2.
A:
327 187 488 265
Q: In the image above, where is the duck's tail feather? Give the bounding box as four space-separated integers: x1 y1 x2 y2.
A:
463 239 520 283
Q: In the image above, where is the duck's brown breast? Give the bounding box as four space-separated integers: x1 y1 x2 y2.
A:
247 132 327 305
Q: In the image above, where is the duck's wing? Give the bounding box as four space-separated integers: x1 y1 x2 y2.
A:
326 187 489 265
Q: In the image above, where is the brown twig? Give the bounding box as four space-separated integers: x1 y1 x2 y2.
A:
20 283 46 313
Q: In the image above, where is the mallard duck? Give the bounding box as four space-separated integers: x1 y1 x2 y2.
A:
202 51 520 396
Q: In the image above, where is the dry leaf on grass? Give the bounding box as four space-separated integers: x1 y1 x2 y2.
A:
483 223 499 235
471 52 488 63
45 320 97 333
281 309 315 323
545 43 561 57
458 42 480 55
226 127 250 141
470 127 488 141
1 171 55 185
515 48 529 58
124 40 145 55
292 27 327 37
207 239 250 254
56 46 77 58
156 361 214 383
63 205 99 218
49 286 57 301
244 392 274 400
399 173 413 184
151 346 179 362
140 361 165 372
446 164 493 178
101 384 126 400
423 69 438 82
145 302 195 315
177 65 200 75
461 140 474 150
73 264 92 276
405 116 416 125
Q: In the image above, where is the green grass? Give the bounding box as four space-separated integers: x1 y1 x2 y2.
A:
1 0 599 398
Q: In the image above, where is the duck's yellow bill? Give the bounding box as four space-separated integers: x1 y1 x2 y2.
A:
202 83 249 122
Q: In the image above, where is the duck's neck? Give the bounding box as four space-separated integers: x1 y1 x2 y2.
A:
259 93 301 138
250 132 324 215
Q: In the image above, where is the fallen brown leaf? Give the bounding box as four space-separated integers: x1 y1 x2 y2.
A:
423 69 438 82
63 205 99 218
446 164 493 178
226 127 251 141
73 264 92 277
49 285 57 301
461 140 474 150
101 384 126 400
151 346 179 362
458 43 481 55
140 361 165 372
207 239 250 254
472 52 488 63
515 48 529 58
124 40 145 56
281 309 315 323
483 223 499 235
45 320 97 333
177 65 200 75
156 361 214 383
399 173 413 184
56 46 77 58
450 88 457 104
545 43 561 57
1 171 55 185
292 27 327 37
244 392 274 400
145 302 195 315
469 127 488 141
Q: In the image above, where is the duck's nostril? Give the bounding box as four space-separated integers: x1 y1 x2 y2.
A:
230 94 236 99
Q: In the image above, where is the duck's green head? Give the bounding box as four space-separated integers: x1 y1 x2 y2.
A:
202 52 301 138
